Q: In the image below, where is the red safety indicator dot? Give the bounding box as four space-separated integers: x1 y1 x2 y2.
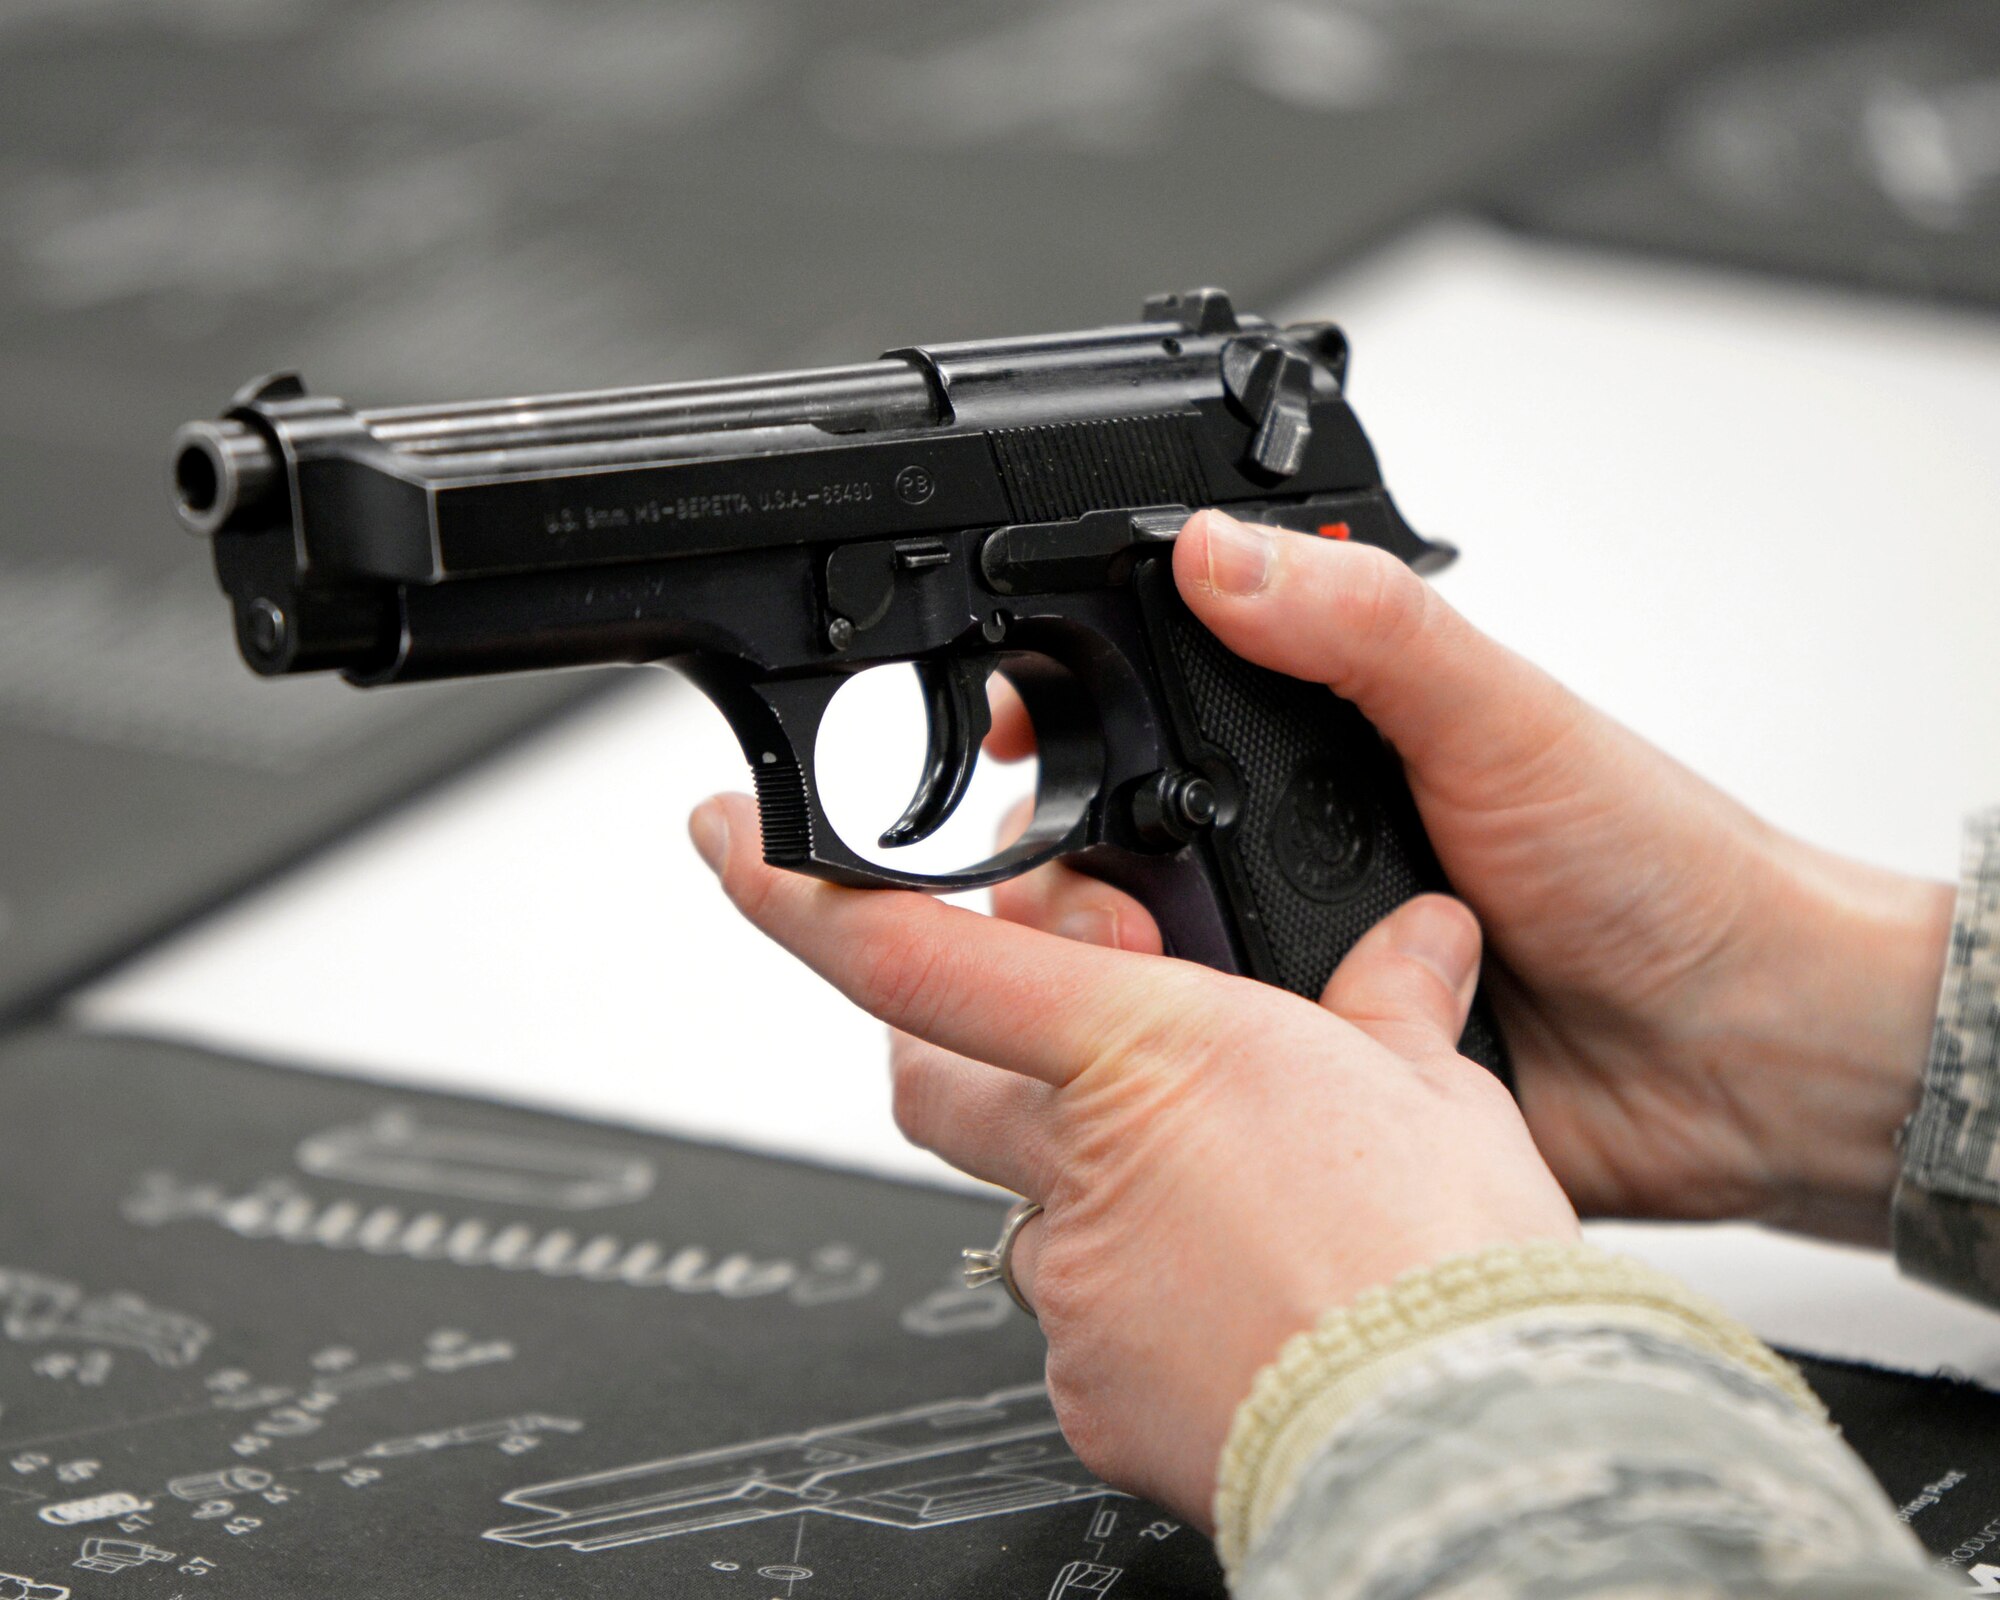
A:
1317 522 1352 540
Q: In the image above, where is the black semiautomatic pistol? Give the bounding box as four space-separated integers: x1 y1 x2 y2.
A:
170 290 1506 1079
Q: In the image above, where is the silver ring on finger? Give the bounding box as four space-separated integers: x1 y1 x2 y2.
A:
962 1199 1043 1321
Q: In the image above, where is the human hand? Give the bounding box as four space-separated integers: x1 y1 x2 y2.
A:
687 793 1577 1526
986 511 1953 1245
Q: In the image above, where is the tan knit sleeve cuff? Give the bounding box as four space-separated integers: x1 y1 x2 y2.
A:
1210 1240 1820 1573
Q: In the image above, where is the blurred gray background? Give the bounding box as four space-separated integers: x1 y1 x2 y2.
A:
2 0 1914 1014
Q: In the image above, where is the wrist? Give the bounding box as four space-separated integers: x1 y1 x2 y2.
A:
1723 833 1952 1244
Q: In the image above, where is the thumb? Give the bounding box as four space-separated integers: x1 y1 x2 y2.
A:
1320 894 1481 1058
1173 510 1587 801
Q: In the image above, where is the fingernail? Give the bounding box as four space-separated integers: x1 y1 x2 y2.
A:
689 801 729 875
1201 511 1273 596
1055 906 1120 947
1390 898 1479 992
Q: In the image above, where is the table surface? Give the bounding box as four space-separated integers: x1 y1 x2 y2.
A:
76 220 2000 1380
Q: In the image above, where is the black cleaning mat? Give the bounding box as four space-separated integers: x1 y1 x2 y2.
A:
0 1029 1223 1598
0 0 1799 1017
1788 1352 2000 1575
1498 0 2000 308
0 1030 1989 1593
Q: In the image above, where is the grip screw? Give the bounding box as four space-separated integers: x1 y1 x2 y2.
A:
1131 768 1221 849
1175 775 1218 828
826 616 856 651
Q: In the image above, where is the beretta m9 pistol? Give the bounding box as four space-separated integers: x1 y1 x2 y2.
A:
169 289 1507 1080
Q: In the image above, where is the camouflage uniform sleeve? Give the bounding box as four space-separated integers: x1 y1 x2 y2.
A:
1894 806 2000 1305
1216 1244 1949 1599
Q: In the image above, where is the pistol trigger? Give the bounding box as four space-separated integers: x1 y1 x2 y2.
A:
879 656 996 849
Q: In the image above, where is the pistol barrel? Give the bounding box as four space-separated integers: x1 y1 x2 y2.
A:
171 362 941 537
171 417 281 537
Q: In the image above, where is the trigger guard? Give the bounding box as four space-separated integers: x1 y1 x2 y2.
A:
798 811 1093 894
806 648 1105 891
684 650 1106 895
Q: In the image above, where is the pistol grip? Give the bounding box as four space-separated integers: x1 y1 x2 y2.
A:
1132 562 1510 1084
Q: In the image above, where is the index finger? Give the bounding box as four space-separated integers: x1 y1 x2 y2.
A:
984 672 1036 762
691 792 1190 1088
